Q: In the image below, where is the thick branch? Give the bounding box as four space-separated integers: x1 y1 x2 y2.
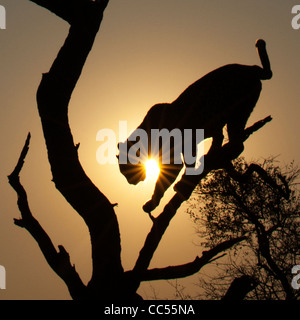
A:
29 0 109 24
132 116 272 289
138 237 246 281
222 275 258 300
8 134 86 300
133 194 186 275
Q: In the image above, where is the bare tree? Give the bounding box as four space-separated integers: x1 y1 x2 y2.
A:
8 0 273 300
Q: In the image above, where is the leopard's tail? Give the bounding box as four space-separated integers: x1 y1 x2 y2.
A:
256 39 272 80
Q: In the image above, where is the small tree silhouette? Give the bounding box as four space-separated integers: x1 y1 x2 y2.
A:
188 158 299 300
8 0 276 300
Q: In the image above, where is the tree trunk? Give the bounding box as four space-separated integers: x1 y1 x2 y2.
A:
33 0 126 299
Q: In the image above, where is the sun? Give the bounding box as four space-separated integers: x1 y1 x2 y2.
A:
145 159 160 181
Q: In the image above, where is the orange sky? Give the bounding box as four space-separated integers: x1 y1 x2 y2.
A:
1 0 300 299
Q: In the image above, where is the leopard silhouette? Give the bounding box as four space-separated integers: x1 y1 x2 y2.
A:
118 40 272 213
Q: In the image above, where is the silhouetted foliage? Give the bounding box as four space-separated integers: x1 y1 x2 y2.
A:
188 157 300 300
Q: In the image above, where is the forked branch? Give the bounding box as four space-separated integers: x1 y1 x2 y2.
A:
138 237 246 281
8 134 86 300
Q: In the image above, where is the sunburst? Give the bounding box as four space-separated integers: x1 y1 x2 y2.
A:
145 159 160 181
